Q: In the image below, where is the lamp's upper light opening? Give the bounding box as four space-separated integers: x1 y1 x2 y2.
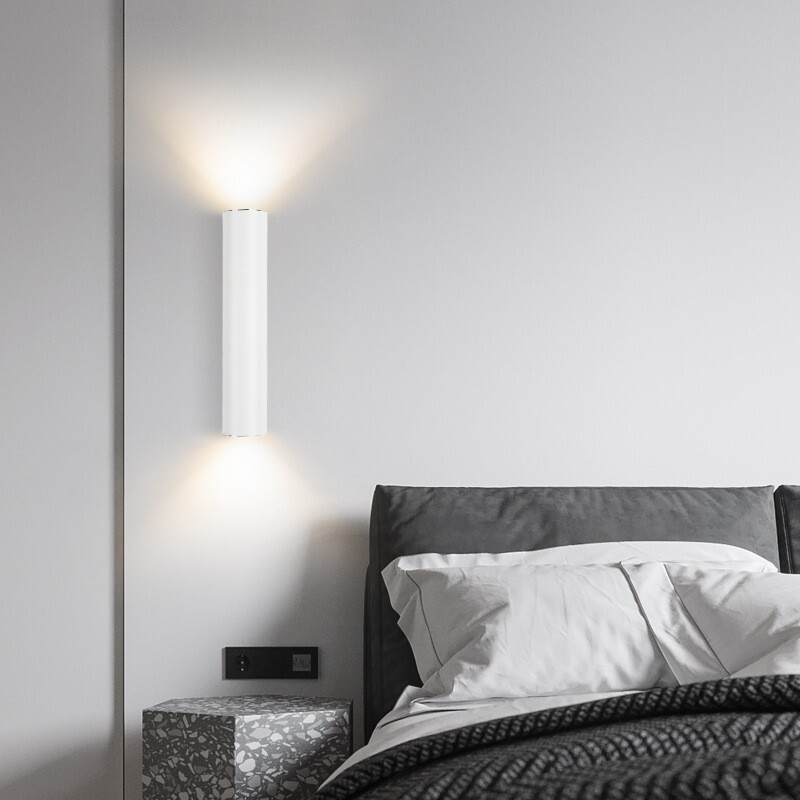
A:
222 209 268 436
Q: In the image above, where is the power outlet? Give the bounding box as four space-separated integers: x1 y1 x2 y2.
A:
224 647 319 679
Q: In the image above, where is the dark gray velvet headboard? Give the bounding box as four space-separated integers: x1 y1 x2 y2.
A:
364 484 800 736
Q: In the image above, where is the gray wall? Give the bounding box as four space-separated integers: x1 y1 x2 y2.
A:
0 1 121 799
125 2 800 797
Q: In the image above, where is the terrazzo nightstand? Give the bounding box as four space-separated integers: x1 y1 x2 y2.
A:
142 694 352 800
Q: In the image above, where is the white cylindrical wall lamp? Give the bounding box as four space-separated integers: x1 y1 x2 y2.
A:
222 209 268 436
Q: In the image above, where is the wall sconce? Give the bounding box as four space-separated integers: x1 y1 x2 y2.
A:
222 209 268 436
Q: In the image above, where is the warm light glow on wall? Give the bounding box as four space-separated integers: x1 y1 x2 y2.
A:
144 80 368 210
146 436 330 553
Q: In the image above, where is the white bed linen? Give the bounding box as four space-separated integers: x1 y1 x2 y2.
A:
384 542 775 685
384 545 774 706
623 564 800 679
331 545 797 787
325 690 636 786
394 563 673 704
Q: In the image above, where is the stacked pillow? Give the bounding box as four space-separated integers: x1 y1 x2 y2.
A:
382 542 785 706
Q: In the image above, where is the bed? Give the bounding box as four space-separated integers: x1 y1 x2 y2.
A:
319 484 800 800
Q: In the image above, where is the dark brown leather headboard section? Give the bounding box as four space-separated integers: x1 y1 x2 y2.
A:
364 484 789 737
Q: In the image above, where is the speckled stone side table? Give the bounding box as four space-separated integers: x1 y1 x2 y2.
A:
142 694 352 800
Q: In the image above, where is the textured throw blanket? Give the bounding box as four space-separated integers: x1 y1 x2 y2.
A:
320 676 800 800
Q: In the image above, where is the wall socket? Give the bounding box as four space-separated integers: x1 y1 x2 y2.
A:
224 647 319 679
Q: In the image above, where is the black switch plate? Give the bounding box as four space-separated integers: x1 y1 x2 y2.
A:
224 647 319 679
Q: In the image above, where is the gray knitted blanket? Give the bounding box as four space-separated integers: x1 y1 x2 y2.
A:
319 676 800 800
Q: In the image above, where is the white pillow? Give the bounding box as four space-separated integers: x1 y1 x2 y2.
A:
384 542 775 684
647 566 800 678
621 562 780 683
394 562 674 704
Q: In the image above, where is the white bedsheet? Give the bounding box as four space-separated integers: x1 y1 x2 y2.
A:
325 690 635 785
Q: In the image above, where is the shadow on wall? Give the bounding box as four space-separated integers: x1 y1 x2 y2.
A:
0 738 119 800
267 515 369 747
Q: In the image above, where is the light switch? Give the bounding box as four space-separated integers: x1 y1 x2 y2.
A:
292 653 312 672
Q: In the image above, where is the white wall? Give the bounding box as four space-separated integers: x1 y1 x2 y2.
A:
125 2 800 797
0 2 121 799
